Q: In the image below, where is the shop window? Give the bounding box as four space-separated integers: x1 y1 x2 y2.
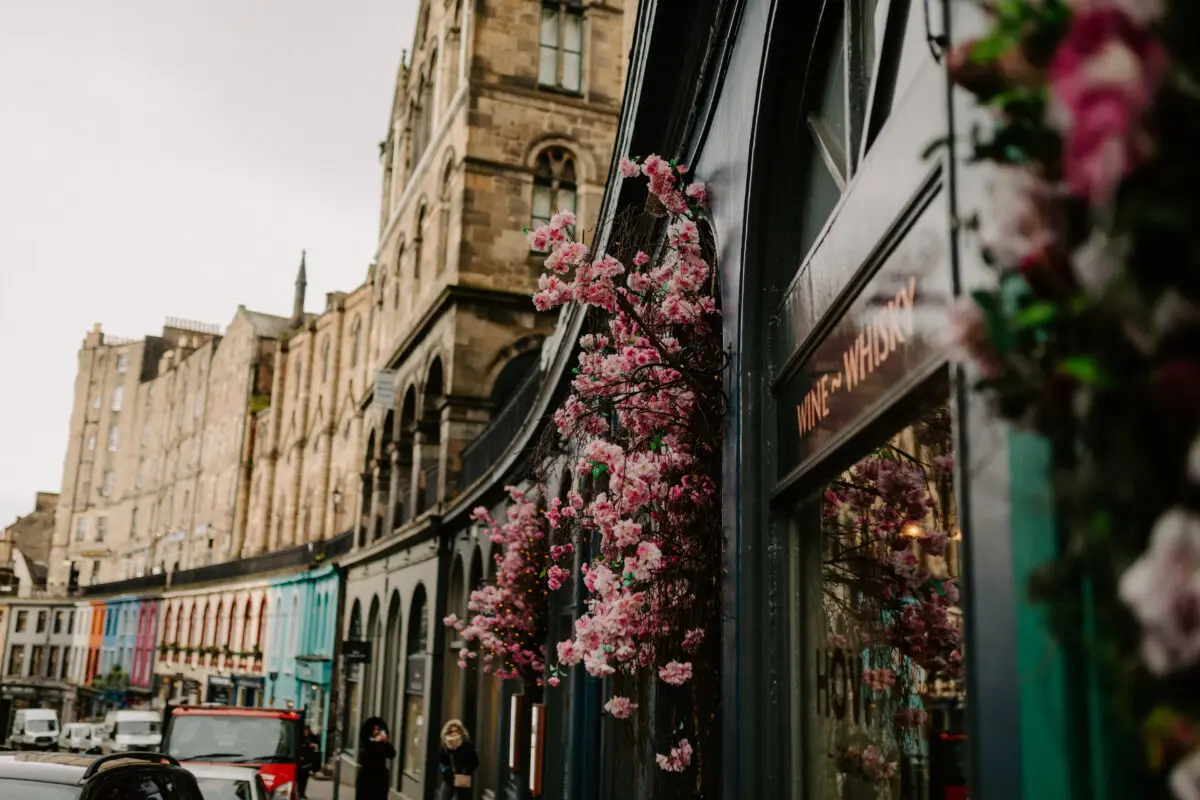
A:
530 148 578 246
30 645 44 677
539 0 584 92
794 402 966 798
15 610 27 632
47 646 60 679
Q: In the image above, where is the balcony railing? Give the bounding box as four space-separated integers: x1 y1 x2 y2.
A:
167 530 353 588
79 573 167 597
459 370 542 489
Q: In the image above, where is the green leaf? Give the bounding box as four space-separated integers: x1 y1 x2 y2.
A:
1012 301 1059 329
971 290 1014 354
1056 355 1107 385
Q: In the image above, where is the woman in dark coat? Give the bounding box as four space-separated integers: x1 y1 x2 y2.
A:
355 717 396 800
437 719 479 800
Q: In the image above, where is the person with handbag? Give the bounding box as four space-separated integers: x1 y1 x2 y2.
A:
437 719 479 800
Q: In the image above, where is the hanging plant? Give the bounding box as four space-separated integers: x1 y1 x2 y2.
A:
946 0 1200 794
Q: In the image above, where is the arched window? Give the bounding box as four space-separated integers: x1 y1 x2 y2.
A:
539 0 584 92
413 204 427 281
393 242 404 309
321 336 331 383
531 147 578 241
350 316 363 368
240 600 253 652
437 159 453 275
378 271 388 309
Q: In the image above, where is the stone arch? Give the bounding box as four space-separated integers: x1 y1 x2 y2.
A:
484 336 544 407
393 235 406 310
382 590 403 731
364 595 383 722
523 135 596 184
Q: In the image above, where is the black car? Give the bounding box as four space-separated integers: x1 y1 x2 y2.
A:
0 751 206 800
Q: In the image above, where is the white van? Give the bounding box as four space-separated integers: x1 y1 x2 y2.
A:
58 721 100 753
101 709 162 753
8 708 60 750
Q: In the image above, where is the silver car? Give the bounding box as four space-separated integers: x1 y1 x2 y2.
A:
186 764 270 800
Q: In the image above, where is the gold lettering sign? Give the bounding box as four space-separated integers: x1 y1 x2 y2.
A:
796 276 918 439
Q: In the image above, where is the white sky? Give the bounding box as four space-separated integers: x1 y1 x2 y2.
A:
0 0 417 528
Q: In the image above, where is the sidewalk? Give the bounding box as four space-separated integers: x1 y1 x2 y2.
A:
305 774 350 800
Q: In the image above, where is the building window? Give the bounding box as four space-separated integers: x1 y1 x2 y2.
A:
107 424 119 451
130 508 139 540
116 354 128 373
136 460 145 489
111 385 124 411
295 360 303 397
539 0 584 92
68 611 75 635
60 648 70 680
75 518 87 542
15 611 27 632
322 336 331 382
96 516 107 542
54 611 64 634
8 645 24 676
91 393 100 410
101 470 115 497
531 148 578 243
36 611 47 633
30 646 44 678
87 434 96 453
351 316 363 368
90 560 101 585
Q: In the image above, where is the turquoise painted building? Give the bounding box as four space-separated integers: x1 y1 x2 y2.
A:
264 565 339 753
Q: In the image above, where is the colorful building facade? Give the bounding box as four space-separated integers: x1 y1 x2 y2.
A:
263 565 339 752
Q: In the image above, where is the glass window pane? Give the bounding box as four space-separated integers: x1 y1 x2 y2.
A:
815 17 848 166
556 187 577 215
561 52 582 92
538 46 558 86
402 694 425 776
540 8 559 46
802 403 967 798
563 14 582 52
532 185 553 220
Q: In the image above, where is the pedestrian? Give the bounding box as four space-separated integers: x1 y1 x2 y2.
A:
355 717 395 800
298 727 320 799
437 719 479 800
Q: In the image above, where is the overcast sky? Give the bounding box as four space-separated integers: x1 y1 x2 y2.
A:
0 0 417 528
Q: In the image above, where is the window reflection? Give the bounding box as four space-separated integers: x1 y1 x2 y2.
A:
809 404 967 799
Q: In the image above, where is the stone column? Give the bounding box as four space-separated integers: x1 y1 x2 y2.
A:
386 447 403 535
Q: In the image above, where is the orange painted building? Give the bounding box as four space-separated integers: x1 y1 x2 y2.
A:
86 601 105 684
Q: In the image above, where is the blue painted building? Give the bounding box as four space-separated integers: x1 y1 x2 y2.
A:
264 565 339 752
98 595 138 677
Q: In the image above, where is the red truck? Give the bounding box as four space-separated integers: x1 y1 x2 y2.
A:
161 706 306 800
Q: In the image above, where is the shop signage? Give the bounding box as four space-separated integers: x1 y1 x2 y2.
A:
776 198 952 481
815 646 876 725
343 640 371 665
372 370 397 408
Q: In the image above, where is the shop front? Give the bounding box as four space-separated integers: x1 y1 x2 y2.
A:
205 675 234 706
232 675 265 707
294 655 332 752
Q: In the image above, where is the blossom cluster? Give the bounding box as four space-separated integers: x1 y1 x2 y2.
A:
529 154 722 776
444 487 548 681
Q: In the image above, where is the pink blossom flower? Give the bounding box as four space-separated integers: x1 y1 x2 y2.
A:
604 695 638 719
682 628 705 652
1068 0 1164 26
862 667 897 692
1118 509 1200 675
1049 8 1166 205
685 182 707 205
619 156 641 178
1170 746 1200 800
633 250 650 266
655 739 693 772
658 660 693 686
547 676 561 688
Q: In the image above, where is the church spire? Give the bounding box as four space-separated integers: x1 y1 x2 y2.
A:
292 250 307 325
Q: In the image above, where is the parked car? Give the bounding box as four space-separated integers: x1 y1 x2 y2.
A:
0 751 206 800
8 709 60 751
187 764 269 800
101 710 162 754
58 724 100 755
161 706 305 800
